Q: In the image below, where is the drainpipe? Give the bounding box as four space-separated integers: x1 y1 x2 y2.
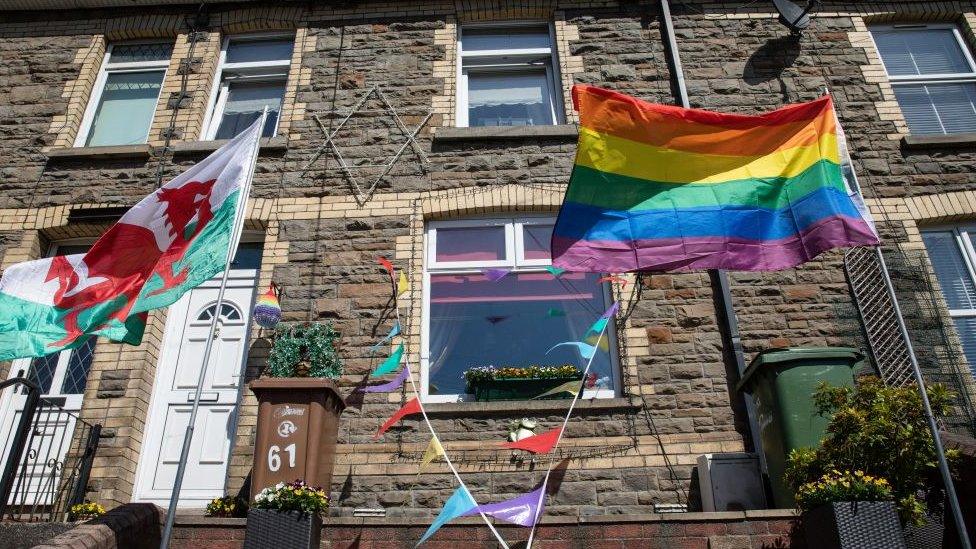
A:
656 0 769 491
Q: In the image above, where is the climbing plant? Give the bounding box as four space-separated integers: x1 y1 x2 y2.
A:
266 323 343 379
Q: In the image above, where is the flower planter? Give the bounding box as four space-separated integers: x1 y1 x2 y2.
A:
803 501 906 549
244 509 321 549
467 376 583 402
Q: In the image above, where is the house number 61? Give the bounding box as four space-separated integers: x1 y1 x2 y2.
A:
268 444 296 472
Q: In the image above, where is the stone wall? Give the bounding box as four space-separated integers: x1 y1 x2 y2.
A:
0 0 974 518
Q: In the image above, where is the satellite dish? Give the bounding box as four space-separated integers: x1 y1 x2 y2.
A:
772 0 819 32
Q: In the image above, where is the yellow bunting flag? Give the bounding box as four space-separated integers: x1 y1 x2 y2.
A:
532 380 581 400
397 271 409 296
419 436 445 472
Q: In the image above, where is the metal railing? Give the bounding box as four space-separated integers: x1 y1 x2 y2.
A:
0 377 101 522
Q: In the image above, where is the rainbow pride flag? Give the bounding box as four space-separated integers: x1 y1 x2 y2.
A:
551 85 880 272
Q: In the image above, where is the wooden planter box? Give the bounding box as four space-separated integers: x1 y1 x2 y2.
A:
249 378 345 500
467 376 582 402
803 501 906 549
244 509 321 549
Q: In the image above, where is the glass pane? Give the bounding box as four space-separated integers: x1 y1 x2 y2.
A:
428 271 614 396
230 242 264 270
468 70 554 127
896 83 976 135
213 80 284 139
873 29 972 76
922 231 976 310
226 38 294 64
952 316 976 378
25 353 58 394
523 224 554 260
435 226 506 262
462 26 550 52
85 70 165 146
108 43 173 64
60 337 96 395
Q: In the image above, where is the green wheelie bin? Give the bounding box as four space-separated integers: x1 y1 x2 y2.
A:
736 347 867 508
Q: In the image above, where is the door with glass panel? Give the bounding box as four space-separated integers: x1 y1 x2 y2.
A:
0 244 95 503
921 226 976 377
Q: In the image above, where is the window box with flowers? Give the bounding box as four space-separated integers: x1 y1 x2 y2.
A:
244 480 328 549
796 470 905 549
463 364 584 402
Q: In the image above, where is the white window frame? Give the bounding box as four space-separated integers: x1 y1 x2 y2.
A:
421 215 620 403
74 41 170 148
921 225 976 378
870 23 976 134
456 22 564 128
201 32 294 141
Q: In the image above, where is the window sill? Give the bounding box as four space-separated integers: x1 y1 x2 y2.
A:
432 124 578 143
46 144 152 160
171 136 288 155
422 397 638 417
901 132 976 149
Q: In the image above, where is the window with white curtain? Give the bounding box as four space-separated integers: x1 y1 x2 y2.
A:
921 227 976 378
203 34 294 140
457 24 563 127
422 217 619 403
871 25 976 135
76 43 172 147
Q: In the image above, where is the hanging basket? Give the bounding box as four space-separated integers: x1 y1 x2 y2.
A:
254 283 282 329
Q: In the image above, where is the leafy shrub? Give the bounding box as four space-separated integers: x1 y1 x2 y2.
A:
785 376 959 525
266 323 342 378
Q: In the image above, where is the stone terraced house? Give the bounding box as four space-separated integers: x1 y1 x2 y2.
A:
1 0 976 547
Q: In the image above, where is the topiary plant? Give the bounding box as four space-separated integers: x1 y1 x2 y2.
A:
266 323 343 379
784 375 959 526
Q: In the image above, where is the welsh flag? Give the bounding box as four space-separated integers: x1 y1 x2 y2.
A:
0 117 263 361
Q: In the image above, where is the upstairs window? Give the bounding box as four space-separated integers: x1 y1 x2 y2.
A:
922 227 976 377
423 217 619 403
871 25 976 135
457 24 563 127
76 42 172 147
203 35 294 140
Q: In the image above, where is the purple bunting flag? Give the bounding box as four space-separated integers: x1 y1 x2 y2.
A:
360 366 410 393
482 268 510 282
462 486 545 527
601 301 619 319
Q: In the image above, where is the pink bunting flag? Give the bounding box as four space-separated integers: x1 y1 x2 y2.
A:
482 268 510 281
598 275 628 288
375 397 421 439
360 366 409 393
501 426 562 454
462 486 546 527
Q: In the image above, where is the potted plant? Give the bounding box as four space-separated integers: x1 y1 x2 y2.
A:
785 376 959 548
68 501 105 522
796 470 904 548
463 364 583 401
244 480 328 549
249 323 346 503
205 495 249 518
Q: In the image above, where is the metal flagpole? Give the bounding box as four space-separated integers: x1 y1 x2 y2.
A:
160 108 268 549
826 89 971 549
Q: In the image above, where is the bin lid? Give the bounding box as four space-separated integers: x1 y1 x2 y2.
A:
735 347 864 393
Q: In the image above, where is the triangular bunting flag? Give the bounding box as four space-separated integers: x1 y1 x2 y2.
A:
370 322 401 352
531 379 580 400
377 256 395 279
375 397 422 439
598 275 628 288
502 427 562 454
417 486 477 545
371 343 404 377
397 271 409 295
419 436 445 472
601 301 619 319
545 265 565 277
546 341 596 359
360 366 409 393
462 486 545 527
482 268 510 281
587 317 609 335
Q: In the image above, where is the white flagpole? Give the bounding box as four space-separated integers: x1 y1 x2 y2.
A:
160 109 267 549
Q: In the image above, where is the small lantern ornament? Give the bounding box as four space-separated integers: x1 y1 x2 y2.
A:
253 283 281 329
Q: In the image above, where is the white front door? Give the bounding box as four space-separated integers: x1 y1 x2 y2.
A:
134 255 258 507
